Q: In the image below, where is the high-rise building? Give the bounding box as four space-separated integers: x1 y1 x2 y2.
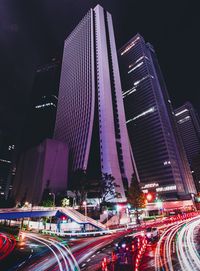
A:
191 154 200 192
175 102 200 193
174 102 200 164
119 33 196 200
54 5 135 201
0 129 16 203
21 59 60 152
13 139 68 206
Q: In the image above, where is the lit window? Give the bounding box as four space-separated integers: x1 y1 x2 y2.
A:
177 116 190 124
133 74 154 86
163 160 171 166
122 87 137 98
0 159 11 164
129 55 149 69
35 102 56 109
120 36 140 56
128 62 143 74
126 107 156 124
175 109 189 116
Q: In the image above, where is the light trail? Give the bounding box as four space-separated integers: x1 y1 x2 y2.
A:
19 231 123 270
155 215 200 271
176 217 200 271
22 233 80 271
0 232 16 260
23 234 64 271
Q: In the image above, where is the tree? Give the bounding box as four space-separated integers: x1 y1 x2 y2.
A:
71 169 89 206
100 173 121 204
61 197 70 207
41 199 54 207
127 174 146 224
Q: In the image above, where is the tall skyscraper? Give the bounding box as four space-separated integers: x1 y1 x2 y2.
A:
174 102 200 165
119 34 196 200
191 154 200 192
21 59 60 152
0 129 16 204
54 5 135 201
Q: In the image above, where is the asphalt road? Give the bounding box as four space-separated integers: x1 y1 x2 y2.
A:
1 212 200 271
0 231 128 271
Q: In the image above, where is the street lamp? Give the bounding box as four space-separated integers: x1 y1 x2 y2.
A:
49 192 55 208
156 199 163 215
82 201 87 221
103 209 109 226
116 205 122 225
49 193 56 231
126 204 131 223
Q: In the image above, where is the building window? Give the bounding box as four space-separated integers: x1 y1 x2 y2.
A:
126 107 156 124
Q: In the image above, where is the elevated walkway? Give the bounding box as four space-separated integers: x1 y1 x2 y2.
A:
59 207 106 230
0 207 106 231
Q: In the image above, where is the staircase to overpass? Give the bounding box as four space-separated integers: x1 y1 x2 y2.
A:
59 207 106 230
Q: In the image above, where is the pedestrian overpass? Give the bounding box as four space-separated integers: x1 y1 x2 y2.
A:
0 207 106 231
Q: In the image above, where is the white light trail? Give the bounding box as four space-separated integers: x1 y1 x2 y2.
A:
155 216 200 271
24 233 80 271
176 217 200 271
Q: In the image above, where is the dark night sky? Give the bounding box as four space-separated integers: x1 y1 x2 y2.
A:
0 0 200 136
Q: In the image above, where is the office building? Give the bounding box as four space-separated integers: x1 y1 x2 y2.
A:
191 154 200 192
0 130 16 203
21 60 60 152
54 5 135 201
13 139 68 206
119 34 196 200
175 102 200 164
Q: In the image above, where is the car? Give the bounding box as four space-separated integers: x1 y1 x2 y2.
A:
114 236 133 253
145 227 159 241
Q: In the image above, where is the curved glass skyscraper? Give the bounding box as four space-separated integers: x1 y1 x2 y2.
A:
54 5 135 201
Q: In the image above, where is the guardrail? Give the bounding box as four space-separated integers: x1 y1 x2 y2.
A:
42 227 125 237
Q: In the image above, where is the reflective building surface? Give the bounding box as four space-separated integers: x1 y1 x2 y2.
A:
175 102 200 165
119 34 196 200
54 5 135 201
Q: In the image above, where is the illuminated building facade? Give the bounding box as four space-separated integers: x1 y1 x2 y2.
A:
174 102 200 165
54 5 135 201
119 34 196 200
175 102 200 192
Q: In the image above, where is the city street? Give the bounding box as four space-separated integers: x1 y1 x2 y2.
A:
141 215 200 271
1 213 200 271
0 229 128 271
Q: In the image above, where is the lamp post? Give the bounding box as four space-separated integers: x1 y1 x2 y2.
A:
126 204 131 223
116 205 121 225
49 192 56 209
83 201 87 221
156 199 163 215
103 209 109 228
49 192 55 231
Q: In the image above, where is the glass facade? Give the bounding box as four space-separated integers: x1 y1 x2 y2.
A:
54 5 135 201
119 34 196 199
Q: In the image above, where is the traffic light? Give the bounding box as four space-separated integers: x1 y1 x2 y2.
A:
146 193 153 202
61 216 67 223
146 192 156 202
